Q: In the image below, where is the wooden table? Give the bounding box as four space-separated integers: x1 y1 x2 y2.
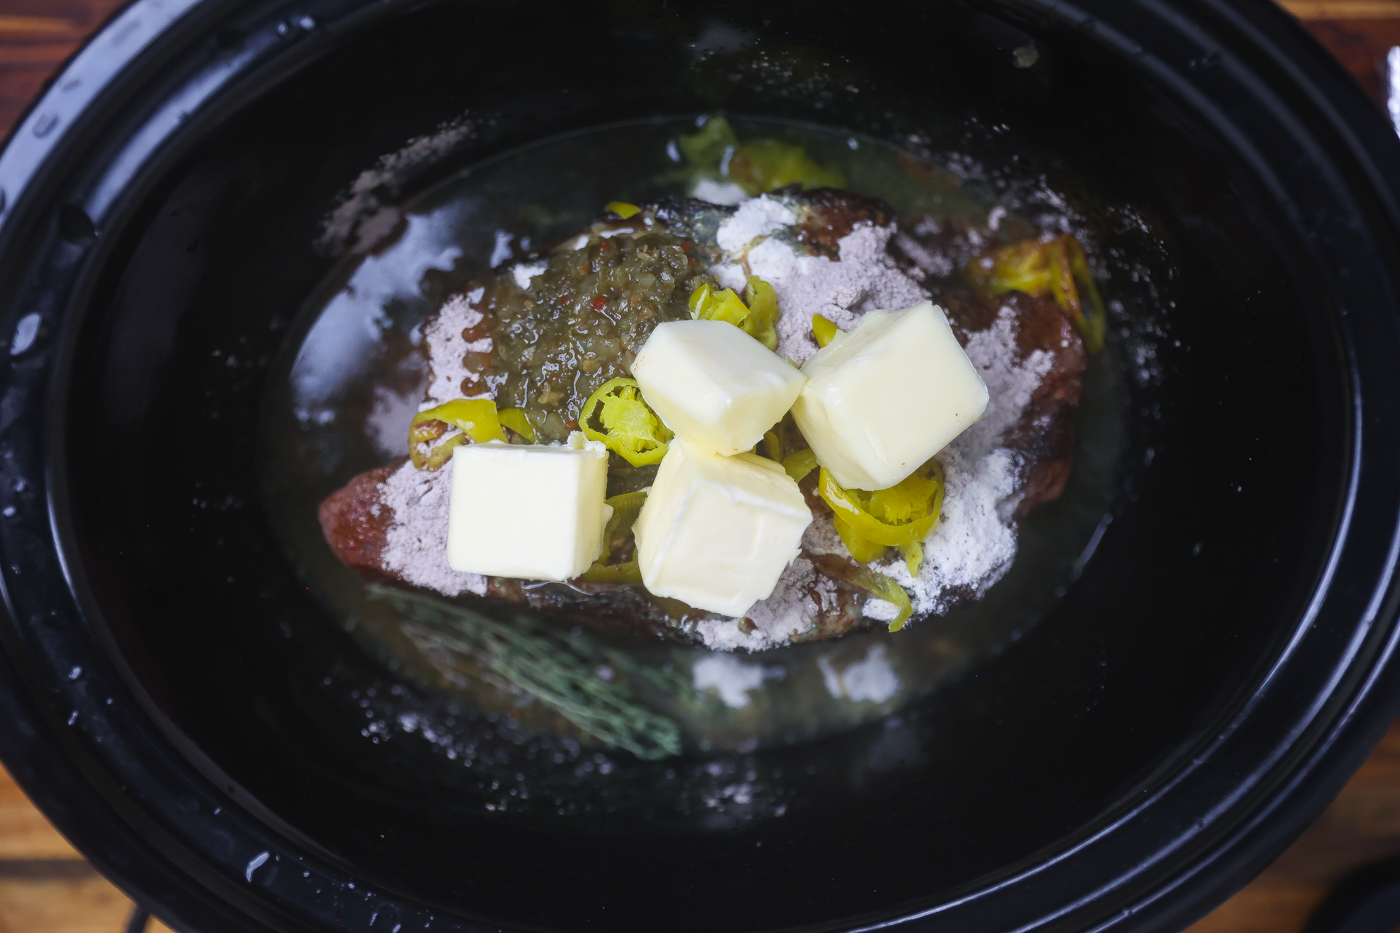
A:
0 1 1398 931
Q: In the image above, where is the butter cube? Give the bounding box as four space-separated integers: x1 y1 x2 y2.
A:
446 433 610 581
792 301 988 490
633 438 812 616
632 319 806 457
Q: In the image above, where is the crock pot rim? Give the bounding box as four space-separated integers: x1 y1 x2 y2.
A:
0 1 1396 932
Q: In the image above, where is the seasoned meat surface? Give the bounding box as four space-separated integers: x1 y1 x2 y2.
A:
317 189 1088 647
938 288 1086 517
318 461 401 583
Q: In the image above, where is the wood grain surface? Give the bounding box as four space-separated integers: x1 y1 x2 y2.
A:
0 2 1396 932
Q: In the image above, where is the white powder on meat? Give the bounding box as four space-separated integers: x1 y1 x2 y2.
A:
422 287 489 406
739 224 926 365
716 196 797 251
697 557 836 651
380 459 488 598
693 209 1051 650
894 231 955 279
392 194 1056 653
866 446 1020 619
958 306 1055 460
711 262 749 292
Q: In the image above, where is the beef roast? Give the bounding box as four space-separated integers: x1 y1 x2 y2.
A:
317 190 1087 647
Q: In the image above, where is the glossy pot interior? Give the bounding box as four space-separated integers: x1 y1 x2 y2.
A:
2 1 1399 932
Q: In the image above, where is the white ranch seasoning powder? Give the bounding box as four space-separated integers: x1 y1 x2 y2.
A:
715 196 798 251
422 287 489 406
730 223 926 366
388 196 1050 651
696 557 837 652
695 208 1046 650
380 459 487 598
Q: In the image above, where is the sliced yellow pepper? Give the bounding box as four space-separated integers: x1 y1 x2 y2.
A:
605 201 641 219
677 116 845 196
833 514 888 563
581 490 648 584
818 460 945 573
726 139 846 195
811 313 839 348
762 430 782 462
742 276 779 350
689 277 780 350
677 116 738 172
964 232 1106 353
812 554 915 632
579 377 672 467
848 565 914 632
898 542 923 579
497 407 537 443
689 283 749 326
782 448 818 483
408 399 507 470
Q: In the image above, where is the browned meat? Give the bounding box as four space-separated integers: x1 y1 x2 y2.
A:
318 460 402 582
791 186 895 258
940 288 1085 516
316 190 1090 646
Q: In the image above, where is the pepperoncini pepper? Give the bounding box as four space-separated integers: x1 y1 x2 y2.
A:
812 554 915 633
782 448 819 483
726 139 847 195
964 232 1106 353
604 201 641 219
408 399 508 470
579 377 672 467
849 565 915 632
688 278 781 350
742 276 780 350
677 115 846 197
496 407 538 443
817 459 946 574
581 490 648 584
811 313 840 348
689 283 749 326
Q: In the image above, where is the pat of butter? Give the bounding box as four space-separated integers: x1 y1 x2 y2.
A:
632 319 806 457
633 437 812 617
792 301 988 490
446 432 610 582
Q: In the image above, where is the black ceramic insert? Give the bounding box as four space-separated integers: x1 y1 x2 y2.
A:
0 1 1398 932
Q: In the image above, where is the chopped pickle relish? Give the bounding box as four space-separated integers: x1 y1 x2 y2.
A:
481 227 714 443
